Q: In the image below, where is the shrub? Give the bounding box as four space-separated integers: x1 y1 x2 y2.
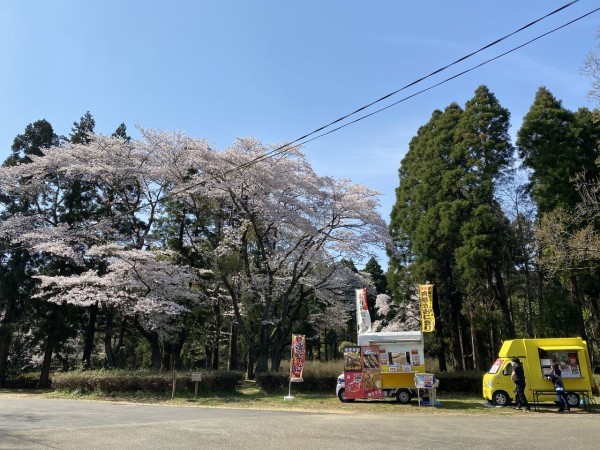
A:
187 370 244 392
435 371 483 394
5 372 39 389
257 359 343 393
255 372 287 392
51 369 244 395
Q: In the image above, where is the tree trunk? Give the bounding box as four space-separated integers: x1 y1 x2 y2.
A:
432 282 447 371
228 321 239 371
0 297 15 387
270 334 284 373
55 352 69 371
490 266 515 339
211 298 222 370
254 323 270 373
569 276 588 342
38 305 60 388
204 344 212 369
170 327 187 371
211 333 220 370
81 302 98 369
114 317 127 368
255 350 269 373
103 305 116 368
246 352 255 379
450 291 464 370
134 317 161 370
37 336 54 389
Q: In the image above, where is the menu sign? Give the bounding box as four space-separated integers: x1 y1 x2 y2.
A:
343 345 383 399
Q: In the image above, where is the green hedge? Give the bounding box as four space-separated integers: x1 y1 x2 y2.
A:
49 369 485 395
255 373 337 393
435 371 483 394
255 370 484 394
51 370 244 394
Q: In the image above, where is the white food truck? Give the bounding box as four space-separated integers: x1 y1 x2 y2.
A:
336 289 428 403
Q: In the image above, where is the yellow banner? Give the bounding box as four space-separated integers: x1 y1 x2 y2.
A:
419 284 435 332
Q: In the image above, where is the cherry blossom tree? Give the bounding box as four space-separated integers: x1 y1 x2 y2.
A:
0 128 390 376
170 136 391 373
0 131 201 372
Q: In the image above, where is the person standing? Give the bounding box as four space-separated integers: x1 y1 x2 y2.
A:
511 357 531 411
547 363 569 412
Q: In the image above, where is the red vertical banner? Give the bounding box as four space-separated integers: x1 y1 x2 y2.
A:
290 335 306 382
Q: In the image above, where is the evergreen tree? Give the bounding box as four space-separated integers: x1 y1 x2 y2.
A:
5 119 59 166
389 86 515 370
389 102 464 371
69 111 95 144
518 87 600 347
363 257 387 294
452 86 516 366
112 123 131 142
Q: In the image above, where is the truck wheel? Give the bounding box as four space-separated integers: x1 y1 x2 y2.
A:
337 388 354 403
565 392 580 408
395 389 412 404
492 390 511 406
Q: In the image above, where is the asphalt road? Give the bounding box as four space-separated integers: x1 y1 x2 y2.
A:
0 397 598 449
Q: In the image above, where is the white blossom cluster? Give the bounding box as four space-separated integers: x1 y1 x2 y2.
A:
0 129 390 348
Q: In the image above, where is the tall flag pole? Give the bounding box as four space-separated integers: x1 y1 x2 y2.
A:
419 284 435 332
285 334 305 401
356 288 371 338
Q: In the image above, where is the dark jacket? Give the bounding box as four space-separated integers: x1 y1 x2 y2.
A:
512 364 526 387
548 371 564 391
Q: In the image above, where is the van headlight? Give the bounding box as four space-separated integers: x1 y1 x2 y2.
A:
487 380 493 389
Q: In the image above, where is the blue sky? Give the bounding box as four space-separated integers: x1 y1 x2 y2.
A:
1 1 598 267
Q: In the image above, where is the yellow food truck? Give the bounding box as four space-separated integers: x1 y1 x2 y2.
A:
483 337 594 408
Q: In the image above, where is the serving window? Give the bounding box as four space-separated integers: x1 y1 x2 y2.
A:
538 347 582 378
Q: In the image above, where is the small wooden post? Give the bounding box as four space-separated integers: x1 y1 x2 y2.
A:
171 370 177 400
191 372 202 400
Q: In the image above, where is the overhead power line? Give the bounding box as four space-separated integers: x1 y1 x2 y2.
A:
169 1 591 198
290 6 600 150
5 2 596 250
276 0 581 152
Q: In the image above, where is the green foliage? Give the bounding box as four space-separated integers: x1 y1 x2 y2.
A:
255 372 287 392
517 87 600 213
435 371 483 394
338 341 356 354
389 86 516 369
363 257 387 294
6 119 59 165
256 359 343 393
51 369 244 394
69 111 96 144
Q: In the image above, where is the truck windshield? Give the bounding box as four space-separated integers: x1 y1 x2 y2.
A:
488 359 503 374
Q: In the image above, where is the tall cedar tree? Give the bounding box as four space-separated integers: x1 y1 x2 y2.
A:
389 86 515 370
389 103 464 371
0 120 60 386
517 87 600 343
452 86 515 370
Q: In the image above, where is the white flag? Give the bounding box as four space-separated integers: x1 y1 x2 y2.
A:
356 288 371 335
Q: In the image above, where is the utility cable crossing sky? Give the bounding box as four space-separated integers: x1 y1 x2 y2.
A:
170 1 597 199
9 1 594 238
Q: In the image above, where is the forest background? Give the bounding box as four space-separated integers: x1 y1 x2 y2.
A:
2 2 600 388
